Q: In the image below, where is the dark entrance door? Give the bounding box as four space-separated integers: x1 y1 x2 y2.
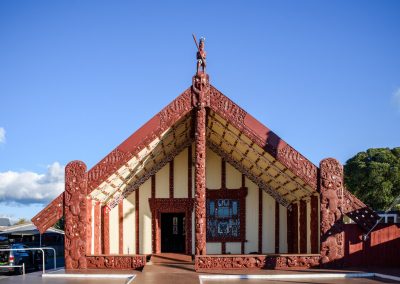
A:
161 213 185 253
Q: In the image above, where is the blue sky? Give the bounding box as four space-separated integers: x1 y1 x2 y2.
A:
0 0 399 222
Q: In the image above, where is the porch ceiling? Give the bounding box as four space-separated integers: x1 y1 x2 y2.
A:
89 113 193 206
90 109 316 209
207 110 315 206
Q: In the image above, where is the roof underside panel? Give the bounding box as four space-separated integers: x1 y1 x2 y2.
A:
208 86 318 191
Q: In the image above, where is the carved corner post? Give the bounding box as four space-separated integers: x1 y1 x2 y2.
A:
319 158 344 267
193 72 210 256
64 161 88 270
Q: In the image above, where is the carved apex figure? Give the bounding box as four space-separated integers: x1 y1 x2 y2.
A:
193 34 207 75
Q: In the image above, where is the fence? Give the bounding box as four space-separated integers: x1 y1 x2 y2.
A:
344 223 400 267
0 247 56 274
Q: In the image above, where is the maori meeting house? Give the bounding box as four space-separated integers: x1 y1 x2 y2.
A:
32 40 399 271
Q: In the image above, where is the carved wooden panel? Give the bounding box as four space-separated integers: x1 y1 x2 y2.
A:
31 193 63 234
319 158 344 267
64 161 88 270
195 97 207 255
159 89 192 126
86 255 146 270
149 198 194 254
195 255 320 271
87 149 132 191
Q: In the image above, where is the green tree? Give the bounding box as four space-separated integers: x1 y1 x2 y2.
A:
14 218 29 225
53 216 64 231
344 147 400 211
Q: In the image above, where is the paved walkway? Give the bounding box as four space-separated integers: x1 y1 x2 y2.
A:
0 254 399 284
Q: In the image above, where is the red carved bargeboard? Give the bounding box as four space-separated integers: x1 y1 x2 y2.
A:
31 193 63 234
195 255 321 271
319 158 344 267
86 255 146 270
64 161 88 269
342 189 380 232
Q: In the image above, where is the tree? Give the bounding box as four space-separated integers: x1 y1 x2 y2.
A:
53 216 64 231
15 218 29 225
344 147 400 211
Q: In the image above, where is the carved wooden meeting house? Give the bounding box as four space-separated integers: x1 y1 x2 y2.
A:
32 39 380 271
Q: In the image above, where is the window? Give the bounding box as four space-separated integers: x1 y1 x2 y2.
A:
206 188 247 242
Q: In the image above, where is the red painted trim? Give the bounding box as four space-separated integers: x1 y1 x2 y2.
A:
119 200 124 254
258 187 263 254
151 175 156 253
310 195 319 253
299 200 307 253
135 189 139 254
292 203 299 253
287 208 292 253
151 175 156 198
188 146 192 199
221 242 226 254
94 201 101 254
275 201 280 253
86 198 92 255
101 206 110 254
221 159 226 189
169 160 174 198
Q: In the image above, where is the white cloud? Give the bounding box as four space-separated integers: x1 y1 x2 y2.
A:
0 127 5 144
0 162 64 205
393 88 400 111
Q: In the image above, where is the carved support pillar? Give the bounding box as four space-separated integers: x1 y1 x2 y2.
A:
319 158 344 267
299 200 307 253
310 195 319 253
193 72 209 256
64 161 88 270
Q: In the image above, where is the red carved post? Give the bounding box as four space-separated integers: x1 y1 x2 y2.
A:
319 158 344 267
194 103 207 255
310 195 319 253
193 71 209 255
299 200 307 253
64 161 88 270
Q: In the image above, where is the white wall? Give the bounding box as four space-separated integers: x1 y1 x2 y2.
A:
245 178 258 254
139 179 152 254
262 190 275 253
109 203 119 254
174 148 188 198
124 192 136 254
279 204 288 253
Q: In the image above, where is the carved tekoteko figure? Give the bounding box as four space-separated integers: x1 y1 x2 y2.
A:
193 34 207 75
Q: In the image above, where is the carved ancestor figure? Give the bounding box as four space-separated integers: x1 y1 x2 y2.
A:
193 34 207 75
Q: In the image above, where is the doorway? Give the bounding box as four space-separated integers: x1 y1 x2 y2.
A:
161 213 185 253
